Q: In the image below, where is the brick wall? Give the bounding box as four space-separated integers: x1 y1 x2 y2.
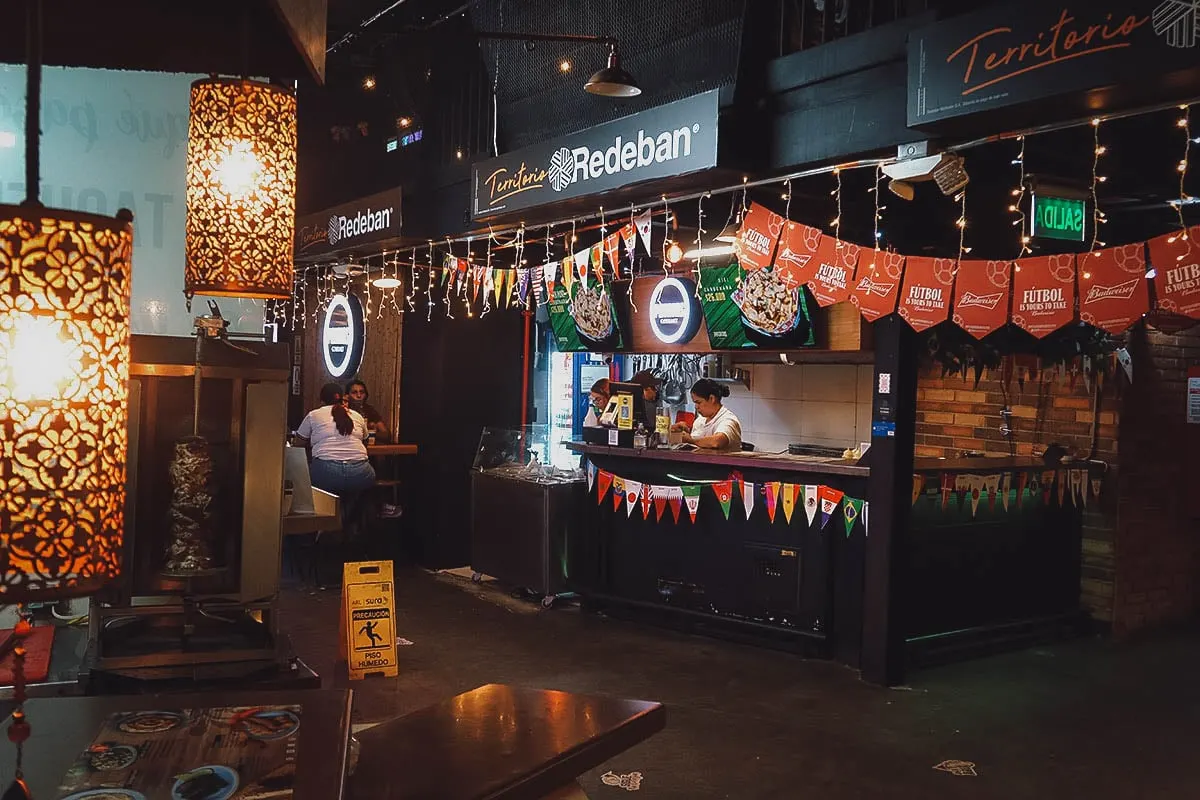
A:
1112 325 1200 637
915 360 1121 622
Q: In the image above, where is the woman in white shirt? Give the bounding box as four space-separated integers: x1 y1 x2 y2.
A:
673 378 743 451
295 382 376 496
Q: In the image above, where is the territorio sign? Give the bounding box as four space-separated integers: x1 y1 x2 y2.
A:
322 293 365 379
648 277 701 344
472 90 719 218
295 188 402 259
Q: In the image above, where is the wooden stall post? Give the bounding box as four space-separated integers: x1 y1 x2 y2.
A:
861 316 918 686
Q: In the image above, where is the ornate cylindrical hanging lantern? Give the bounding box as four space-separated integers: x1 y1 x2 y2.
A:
185 77 298 300
0 208 134 600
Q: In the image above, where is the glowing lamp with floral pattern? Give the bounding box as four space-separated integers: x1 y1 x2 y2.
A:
185 77 298 300
0 205 133 601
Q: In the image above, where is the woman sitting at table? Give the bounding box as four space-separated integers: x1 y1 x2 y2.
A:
672 378 742 451
295 382 376 498
347 379 389 443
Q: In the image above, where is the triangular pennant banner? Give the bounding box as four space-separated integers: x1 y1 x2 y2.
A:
763 482 780 523
818 486 845 529
804 485 818 526
781 483 798 524
604 231 623 277
681 485 702 523
574 249 591 290
912 474 924 506
667 486 684 523
1017 471 1029 508
940 473 954 511
596 470 613 504
843 497 863 537
612 476 626 512
561 256 574 292
1090 476 1103 501
641 485 652 519
544 261 558 298
625 480 642 518
741 480 755 520
635 210 653 256
1056 469 1066 506
983 474 1000 512
1070 469 1084 507
712 480 734 521
862 501 869 536
1000 473 1011 512
620 222 637 258
969 475 983 517
587 462 596 491
653 486 668 521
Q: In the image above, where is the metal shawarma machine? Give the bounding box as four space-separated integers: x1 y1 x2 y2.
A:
85 306 294 687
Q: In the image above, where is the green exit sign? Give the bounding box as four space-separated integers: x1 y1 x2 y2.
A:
1031 194 1086 242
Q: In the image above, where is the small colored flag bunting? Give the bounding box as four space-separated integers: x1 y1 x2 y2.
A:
804 484 819 526
940 473 953 511
625 480 642 518
587 462 596 491
843 496 863 537
1056 470 1066 506
862 501 869 536
682 485 702 522
652 486 668 521
1018 471 1029 507
1069 469 1084 507
561 256 574 292
641 484 653 519
912 474 924 505
604 231 622 277
1000 473 1011 512
667 486 684 523
782 483 800 524
818 486 845 529
620 222 637 258
954 474 971 510
969 475 983 517
1091 476 1103 501
612 476 625 512
596 470 612 504
763 482 781 523
634 210 653 256
712 480 734 520
983 474 1000 512
741 480 755 520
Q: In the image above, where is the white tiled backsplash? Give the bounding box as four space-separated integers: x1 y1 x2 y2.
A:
721 364 874 454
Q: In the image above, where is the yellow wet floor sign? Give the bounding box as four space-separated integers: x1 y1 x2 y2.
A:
339 561 398 680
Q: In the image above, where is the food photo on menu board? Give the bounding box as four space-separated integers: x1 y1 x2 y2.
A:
546 276 625 352
699 261 816 349
53 705 301 800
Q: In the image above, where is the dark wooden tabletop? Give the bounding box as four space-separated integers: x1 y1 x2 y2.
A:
567 440 870 477
349 684 665 800
0 688 352 799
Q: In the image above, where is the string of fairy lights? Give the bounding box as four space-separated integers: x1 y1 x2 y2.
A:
281 104 1197 332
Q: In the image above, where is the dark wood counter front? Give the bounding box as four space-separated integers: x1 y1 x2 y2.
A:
566 441 870 477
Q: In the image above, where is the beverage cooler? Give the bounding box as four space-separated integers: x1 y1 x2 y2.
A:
547 349 610 470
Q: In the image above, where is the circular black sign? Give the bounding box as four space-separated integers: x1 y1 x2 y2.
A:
322 293 365 379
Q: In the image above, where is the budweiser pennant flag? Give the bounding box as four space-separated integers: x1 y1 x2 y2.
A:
737 202 785 270
587 462 596 491
667 486 684 523
652 486 668 521
713 480 734 521
1077 245 1149 333
898 256 955 331
624 480 641 518
741 480 756 520
781 483 797 524
940 472 954 511
763 482 780 523
804 484 819 525
818 486 844 529
682 485 702 523
912 474 924 506
620 222 638 259
1147 227 1200 319
604 231 623 277
842 496 863 537
952 259 1012 339
983 474 1000 512
806 238 860 307
596 470 612 504
634 210 653 256
1012 254 1076 337
641 484 653 519
775 221 822 288
611 476 626 511
851 251 904 322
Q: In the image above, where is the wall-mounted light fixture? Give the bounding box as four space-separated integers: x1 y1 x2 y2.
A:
184 77 298 300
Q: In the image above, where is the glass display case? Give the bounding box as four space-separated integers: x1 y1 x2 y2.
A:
472 425 584 485
471 426 585 606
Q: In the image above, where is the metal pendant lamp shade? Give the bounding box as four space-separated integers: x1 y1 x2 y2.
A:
185 77 298 299
0 206 134 601
585 47 641 98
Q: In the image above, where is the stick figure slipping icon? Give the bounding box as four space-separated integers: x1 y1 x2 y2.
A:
359 620 383 648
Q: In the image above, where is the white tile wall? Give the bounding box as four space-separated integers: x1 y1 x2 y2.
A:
731 363 873 453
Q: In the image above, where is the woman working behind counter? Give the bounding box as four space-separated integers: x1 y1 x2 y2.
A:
672 378 742 451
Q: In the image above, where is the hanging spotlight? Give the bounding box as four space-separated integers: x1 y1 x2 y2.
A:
373 276 402 290
585 43 641 97
185 78 298 299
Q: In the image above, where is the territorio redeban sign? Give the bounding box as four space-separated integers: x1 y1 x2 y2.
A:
471 90 719 218
295 187 402 259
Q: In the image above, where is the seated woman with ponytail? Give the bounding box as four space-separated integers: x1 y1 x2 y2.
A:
295 382 377 497
671 378 743 451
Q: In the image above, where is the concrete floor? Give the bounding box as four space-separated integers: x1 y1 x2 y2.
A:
278 568 1200 799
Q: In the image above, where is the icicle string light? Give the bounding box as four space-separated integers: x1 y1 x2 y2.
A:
694 192 707 296
1170 105 1193 263
955 187 968 270
1090 118 1106 253
426 241 435 322
830 168 842 239
1010 136 1032 256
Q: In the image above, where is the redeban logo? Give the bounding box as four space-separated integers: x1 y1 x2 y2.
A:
547 123 701 193
326 206 395 247
322 294 365 379
649 277 700 344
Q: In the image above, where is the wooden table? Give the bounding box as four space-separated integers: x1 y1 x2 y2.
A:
349 684 665 800
0 688 352 799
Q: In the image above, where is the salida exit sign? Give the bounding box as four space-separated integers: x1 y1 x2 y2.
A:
1031 194 1086 242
